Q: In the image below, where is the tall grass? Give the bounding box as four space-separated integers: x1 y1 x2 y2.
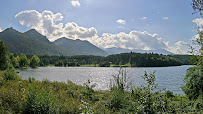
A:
0 69 202 113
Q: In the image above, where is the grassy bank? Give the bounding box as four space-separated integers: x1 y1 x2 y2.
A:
80 64 130 67
0 70 202 113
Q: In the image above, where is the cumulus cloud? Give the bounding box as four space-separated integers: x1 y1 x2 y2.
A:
15 10 42 28
0 27 2 32
15 10 64 37
192 18 203 27
71 0 80 7
89 31 167 50
162 17 168 20
192 18 203 32
116 19 126 24
15 10 190 54
166 41 190 54
15 10 97 40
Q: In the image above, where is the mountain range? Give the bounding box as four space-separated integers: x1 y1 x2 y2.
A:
0 28 174 56
0 28 107 56
53 38 108 56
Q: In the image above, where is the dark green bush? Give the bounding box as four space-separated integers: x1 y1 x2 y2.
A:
23 86 54 114
3 69 20 81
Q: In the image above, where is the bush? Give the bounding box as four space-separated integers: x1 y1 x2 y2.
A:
81 80 96 101
165 90 174 98
23 86 54 114
3 69 20 81
28 77 35 83
99 61 110 67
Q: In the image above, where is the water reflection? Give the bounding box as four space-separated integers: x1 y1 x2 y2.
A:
18 65 192 95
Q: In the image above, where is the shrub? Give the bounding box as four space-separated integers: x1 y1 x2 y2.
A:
28 77 35 83
81 79 96 101
23 86 54 114
3 69 20 81
165 90 174 98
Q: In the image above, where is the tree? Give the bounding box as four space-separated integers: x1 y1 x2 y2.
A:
182 31 203 100
19 53 29 68
9 53 18 68
30 55 40 68
182 1 203 100
192 0 203 16
0 40 9 70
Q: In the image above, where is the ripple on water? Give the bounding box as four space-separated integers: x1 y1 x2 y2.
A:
18 65 193 95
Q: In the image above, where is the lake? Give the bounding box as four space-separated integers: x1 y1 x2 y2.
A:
17 65 192 95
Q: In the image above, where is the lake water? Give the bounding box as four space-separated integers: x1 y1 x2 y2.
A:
17 65 192 95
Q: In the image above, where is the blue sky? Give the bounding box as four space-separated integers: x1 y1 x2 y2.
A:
0 0 201 54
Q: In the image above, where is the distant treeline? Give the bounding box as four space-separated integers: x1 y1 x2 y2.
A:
35 53 192 67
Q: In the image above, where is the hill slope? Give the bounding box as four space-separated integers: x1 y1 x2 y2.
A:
53 37 108 56
0 28 107 56
0 28 71 55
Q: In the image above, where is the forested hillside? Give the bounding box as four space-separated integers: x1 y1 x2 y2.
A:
53 37 107 56
0 40 202 113
0 28 107 56
0 28 71 55
37 52 186 67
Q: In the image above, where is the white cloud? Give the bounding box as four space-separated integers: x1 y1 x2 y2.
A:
192 18 203 31
192 18 203 27
166 41 190 54
116 19 126 24
90 32 190 54
141 17 147 20
16 10 97 40
71 0 80 7
15 10 42 28
89 31 167 50
15 10 190 54
190 18 203 54
0 27 2 32
162 17 168 20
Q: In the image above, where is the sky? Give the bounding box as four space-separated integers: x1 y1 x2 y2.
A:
0 0 202 54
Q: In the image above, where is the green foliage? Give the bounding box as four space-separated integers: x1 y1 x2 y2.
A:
0 69 202 113
9 53 19 68
0 28 107 56
110 68 129 92
23 85 53 114
107 53 184 67
181 1 203 103
182 30 203 101
19 53 29 68
108 87 127 111
81 80 96 101
37 52 187 67
141 71 157 91
107 68 129 112
0 40 9 70
192 0 203 16
136 71 157 113
165 90 174 98
99 61 110 67
28 77 35 83
182 66 203 100
53 38 108 56
30 55 40 68
3 69 20 81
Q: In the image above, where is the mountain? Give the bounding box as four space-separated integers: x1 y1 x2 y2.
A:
0 28 107 56
0 28 71 55
105 47 173 55
53 37 108 56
